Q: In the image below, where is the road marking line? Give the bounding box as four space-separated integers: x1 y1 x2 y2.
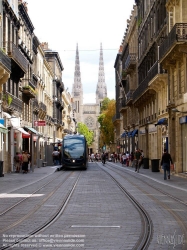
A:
71 225 121 228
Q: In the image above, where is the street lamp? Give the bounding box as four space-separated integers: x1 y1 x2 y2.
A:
171 108 187 113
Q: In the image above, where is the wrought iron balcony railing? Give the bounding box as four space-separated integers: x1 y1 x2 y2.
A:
39 102 47 112
119 99 126 109
159 23 187 60
124 53 136 71
126 90 134 103
0 49 11 72
2 92 23 113
112 113 120 123
133 77 149 102
46 115 53 123
3 41 28 73
133 61 165 101
55 76 65 91
33 98 39 110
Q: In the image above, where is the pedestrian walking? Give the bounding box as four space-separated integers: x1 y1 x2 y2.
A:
88 154 91 162
52 148 60 165
134 148 142 173
27 152 31 172
22 151 29 173
121 153 127 166
130 151 134 167
95 153 99 162
14 152 21 173
126 151 130 166
161 149 173 180
91 153 95 162
114 152 118 162
101 152 106 165
139 149 144 168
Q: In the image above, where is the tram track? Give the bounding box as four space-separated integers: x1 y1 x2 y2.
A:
107 162 187 207
0 170 67 216
98 163 153 250
102 162 187 249
0 171 74 234
0 171 82 250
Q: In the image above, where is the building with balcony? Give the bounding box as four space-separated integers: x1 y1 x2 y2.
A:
1 0 30 172
62 90 74 136
113 0 187 174
158 0 187 174
41 42 64 144
114 5 138 154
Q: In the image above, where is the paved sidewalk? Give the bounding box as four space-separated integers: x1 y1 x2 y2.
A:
112 161 187 191
0 165 58 194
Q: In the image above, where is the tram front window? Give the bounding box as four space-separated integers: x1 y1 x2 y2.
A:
64 138 84 158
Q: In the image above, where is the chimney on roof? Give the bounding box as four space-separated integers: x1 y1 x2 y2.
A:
119 45 123 53
23 1 28 12
41 42 49 50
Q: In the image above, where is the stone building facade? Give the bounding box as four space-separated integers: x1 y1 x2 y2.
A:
114 0 187 174
0 1 71 173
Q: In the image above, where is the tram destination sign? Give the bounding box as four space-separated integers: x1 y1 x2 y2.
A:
34 120 46 126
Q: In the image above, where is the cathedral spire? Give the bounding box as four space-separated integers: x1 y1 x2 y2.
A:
72 44 83 116
72 44 83 101
96 43 107 104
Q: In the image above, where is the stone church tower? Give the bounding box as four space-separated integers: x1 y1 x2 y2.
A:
72 44 83 123
96 43 107 105
72 43 107 154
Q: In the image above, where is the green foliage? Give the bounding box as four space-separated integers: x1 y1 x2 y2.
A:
23 85 36 95
98 99 115 147
137 17 142 27
2 94 13 106
0 48 6 54
100 97 110 112
7 95 13 105
122 70 127 79
77 122 94 146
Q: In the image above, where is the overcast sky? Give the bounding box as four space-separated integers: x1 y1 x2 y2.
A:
26 0 135 103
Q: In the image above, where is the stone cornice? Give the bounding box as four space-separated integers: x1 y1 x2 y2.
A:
3 0 20 28
18 3 34 35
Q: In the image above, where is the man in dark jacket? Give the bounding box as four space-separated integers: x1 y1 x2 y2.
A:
161 149 173 180
101 152 106 165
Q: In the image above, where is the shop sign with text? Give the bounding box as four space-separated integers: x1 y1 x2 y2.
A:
34 121 46 126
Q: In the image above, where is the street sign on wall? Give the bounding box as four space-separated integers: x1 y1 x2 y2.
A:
34 121 46 126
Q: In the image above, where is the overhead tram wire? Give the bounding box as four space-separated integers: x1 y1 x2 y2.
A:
62 48 118 52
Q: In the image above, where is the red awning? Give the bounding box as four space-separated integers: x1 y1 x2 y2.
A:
22 133 30 138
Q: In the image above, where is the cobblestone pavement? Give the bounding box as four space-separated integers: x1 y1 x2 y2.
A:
0 166 58 194
103 162 187 250
0 162 186 249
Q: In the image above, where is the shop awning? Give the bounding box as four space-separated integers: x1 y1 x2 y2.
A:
121 132 127 138
128 131 133 137
155 118 168 126
0 124 8 134
10 117 20 128
16 128 30 135
131 129 138 137
3 112 11 119
9 117 31 136
22 133 30 138
24 126 39 135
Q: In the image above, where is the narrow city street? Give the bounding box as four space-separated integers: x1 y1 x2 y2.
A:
0 162 186 250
